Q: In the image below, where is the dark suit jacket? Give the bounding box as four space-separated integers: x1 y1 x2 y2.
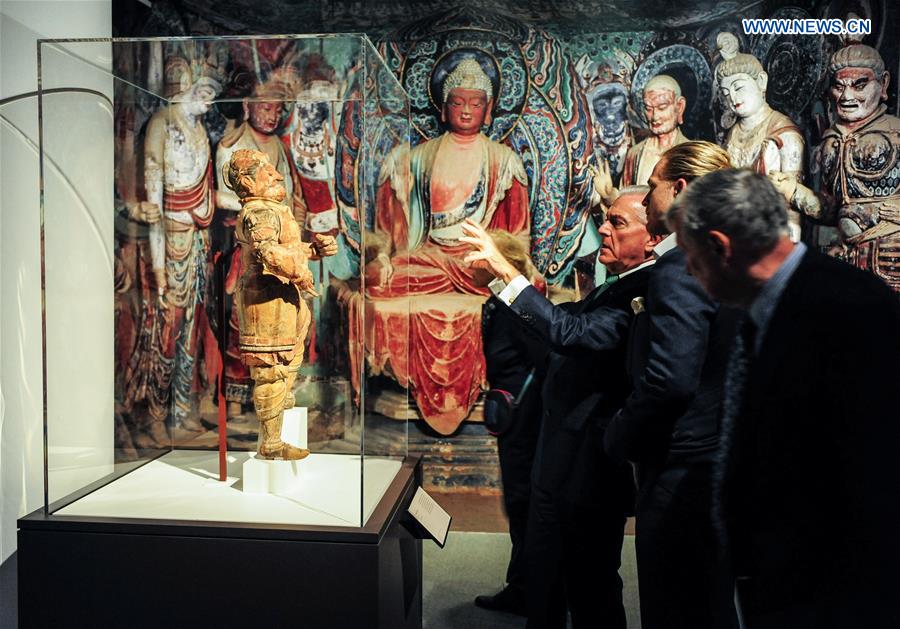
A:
604 247 741 472
719 250 900 625
508 267 652 513
482 295 548 393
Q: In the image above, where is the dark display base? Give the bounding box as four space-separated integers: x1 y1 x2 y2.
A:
18 456 422 629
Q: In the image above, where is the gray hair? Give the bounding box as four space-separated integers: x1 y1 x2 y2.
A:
616 185 650 222
666 169 788 257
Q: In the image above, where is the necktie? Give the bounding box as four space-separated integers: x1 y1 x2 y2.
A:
584 274 618 306
713 315 758 548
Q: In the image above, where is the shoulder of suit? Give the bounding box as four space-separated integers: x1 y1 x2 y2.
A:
787 249 898 311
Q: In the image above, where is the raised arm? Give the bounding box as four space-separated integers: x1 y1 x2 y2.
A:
509 283 632 352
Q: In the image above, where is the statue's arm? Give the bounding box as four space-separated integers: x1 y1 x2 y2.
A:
769 140 838 224
143 113 167 293
245 208 315 291
775 130 805 178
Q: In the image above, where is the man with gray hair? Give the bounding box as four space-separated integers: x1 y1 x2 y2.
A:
603 142 739 629
669 168 900 628
462 187 661 628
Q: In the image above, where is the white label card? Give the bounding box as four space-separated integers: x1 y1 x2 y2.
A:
407 487 452 547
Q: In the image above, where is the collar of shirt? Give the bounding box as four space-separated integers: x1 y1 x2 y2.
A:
747 241 806 352
618 257 657 279
653 232 678 258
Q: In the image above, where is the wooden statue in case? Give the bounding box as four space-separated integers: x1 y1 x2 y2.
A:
223 149 337 460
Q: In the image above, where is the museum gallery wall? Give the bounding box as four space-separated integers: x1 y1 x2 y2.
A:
108 1 898 482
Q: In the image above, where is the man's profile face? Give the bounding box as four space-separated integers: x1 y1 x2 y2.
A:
443 88 489 135
643 88 682 136
248 100 282 134
831 67 885 123
597 194 654 275
644 158 678 236
674 217 741 305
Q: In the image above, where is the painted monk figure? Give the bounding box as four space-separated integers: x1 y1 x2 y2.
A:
223 149 337 459
591 74 690 207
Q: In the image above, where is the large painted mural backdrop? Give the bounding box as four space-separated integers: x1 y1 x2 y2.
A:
115 0 899 281
111 0 899 436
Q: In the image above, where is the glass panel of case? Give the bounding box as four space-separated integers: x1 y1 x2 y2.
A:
38 35 410 528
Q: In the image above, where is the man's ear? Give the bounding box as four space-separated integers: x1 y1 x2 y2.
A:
485 97 494 126
644 232 665 255
672 178 688 197
242 97 250 121
440 104 447 124
880 71 891 101
756 71 769 94
675 96 686 125
707 229 732 262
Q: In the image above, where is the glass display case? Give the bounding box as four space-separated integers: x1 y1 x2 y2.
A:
20 34 421 629
34 34 412 529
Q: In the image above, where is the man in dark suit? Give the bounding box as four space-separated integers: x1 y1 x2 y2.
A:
603 141 739 629
473 231 548 617
461 189 662 629
669 168 900 628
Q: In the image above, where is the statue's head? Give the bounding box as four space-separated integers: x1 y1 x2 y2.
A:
591 82 629 147
290 54 339 134
244 78 292 135
165 56 221 117
643 74 686 137
223 149 285 202
441 58 494 135
829 44 890 124
715 33 767 120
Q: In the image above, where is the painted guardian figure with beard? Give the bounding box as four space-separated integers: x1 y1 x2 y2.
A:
770 44 900 292
223 149 337 460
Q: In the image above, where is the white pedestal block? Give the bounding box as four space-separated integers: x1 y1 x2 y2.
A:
242 407 308 494
281 407 308 449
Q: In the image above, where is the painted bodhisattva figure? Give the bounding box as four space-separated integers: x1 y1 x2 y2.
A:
223 149 337 459
715 32 806 242
125 57 221 440
770 44 900 293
